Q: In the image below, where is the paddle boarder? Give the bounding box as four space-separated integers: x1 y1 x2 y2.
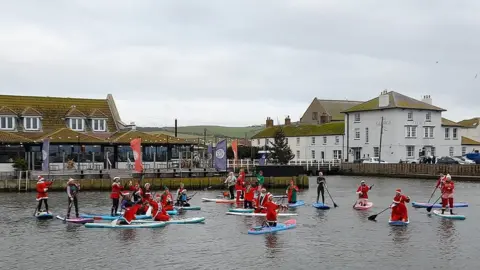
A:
264 196 287 227
256 170 265 194
110 177 123 216
118 200 147 225
255 188 271 213
36 176 53 214
356 180 372 206
150 196 170 221
286 179 299 204
316 172 326 204
243 184 255 209
177 190 190 207
66 178 81 219
390 189 410 222
143 183 152 201
235 169 246 203
441 174 455 215
161 187 174 211
435 173 446 190
224 172 236 200
176 182 186 205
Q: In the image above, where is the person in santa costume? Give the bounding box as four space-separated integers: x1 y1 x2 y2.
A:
36 176 53 213
441 174 455 215
435 173 446 189
286 179 299 204
142 183 152 201
254 188 271 213
117 200 148 225
161 187 174 211
390 189 410 222
264 196 287 227
356 180 373 206
243 184 255 209
110 177 123 216
235 169 245 203
150 195 170 221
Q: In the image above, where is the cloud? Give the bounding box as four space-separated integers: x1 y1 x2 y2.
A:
0 0 479 126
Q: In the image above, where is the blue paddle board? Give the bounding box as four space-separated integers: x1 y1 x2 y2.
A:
312 202 331 210
412 202 468 208
432 210 466 220
388 219 410 226
248 219 296 235
228 208 254 213
175 206 201 211
35 212 53 220
288 200 305 208
85 221 166 229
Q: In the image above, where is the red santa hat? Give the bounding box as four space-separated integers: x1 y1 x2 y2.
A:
395 188 401 193
37 176 44 182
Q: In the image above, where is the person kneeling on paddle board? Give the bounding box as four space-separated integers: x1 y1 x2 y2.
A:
356 180 372 206
175 183 186 205
286 179 299 204
441 174 455 215
111 177 123 216
243 184 255 209
118 200 146 225
161 187 174 211
178 190 190 207
390 189 410 222
255 188 271 213
36 176 53 214
317 172 326 204
150 196 170 221
264 196 288 227
143 183 152 201
66 178 81 219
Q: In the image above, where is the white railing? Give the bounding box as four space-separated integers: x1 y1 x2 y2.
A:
226 159 342 170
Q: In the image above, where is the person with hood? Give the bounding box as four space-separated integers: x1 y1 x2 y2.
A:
36 176 53 214
161 187 174 211
390 189 410 222
111 177 123 216
66 178 81 219
224 172 236 200
441 174 455 215
356 180 372 206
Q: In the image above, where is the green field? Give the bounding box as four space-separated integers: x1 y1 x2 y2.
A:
142 125 264 139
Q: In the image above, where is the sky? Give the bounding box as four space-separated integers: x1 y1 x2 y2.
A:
1 0 480 127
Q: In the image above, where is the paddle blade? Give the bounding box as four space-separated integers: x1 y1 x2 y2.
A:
334 203 339 208
426 206 433 212
367 214 377 221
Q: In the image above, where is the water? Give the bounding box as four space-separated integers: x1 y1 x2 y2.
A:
1 176 479 270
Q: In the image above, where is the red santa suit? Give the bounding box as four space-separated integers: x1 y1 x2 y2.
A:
441 178 454 209
150 199 170 221
161 191 174 211
286 181 299 203
264 200 280 222
123 203 142 224
235 173 245 202
356 182 371 205
436 175 446 189
36 176 52 201
390 189 410 222
142 184 152 201
110 182 123 200
254 192 271 213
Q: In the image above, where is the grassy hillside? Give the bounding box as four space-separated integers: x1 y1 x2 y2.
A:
141 125 265 139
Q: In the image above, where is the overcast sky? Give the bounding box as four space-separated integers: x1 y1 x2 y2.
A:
1 0 479 127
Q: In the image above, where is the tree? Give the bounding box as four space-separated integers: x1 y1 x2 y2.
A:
269 127 294 164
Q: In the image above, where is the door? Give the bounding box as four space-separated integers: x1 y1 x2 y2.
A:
354 148 361 160
321 151 325 160
104 146 115 169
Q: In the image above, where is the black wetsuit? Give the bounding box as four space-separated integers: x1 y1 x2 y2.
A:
316 176 326 203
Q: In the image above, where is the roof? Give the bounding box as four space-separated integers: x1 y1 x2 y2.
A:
441 118 463 127
38 128 105 144
251 122 345 139
0 131 33 143
461 136 480 145
0 94 117 133
342 91 446 113
108 130 192 144
457 118 480 128
21 107 42 117
0 106 17 116
316 99 363 120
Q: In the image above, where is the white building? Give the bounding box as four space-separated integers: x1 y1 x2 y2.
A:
251 117 345 162
342 91 463 162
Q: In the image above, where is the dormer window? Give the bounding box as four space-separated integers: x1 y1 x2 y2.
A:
92 119 106 132
0 116 15 130
69 118 85 131
24 117 40 131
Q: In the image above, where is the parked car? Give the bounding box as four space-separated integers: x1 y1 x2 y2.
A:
436 156 459 164
362 157 388 164
454 156 475 164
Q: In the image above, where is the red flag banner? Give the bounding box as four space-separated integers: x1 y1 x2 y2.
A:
232 139 238 160
130 138 143 172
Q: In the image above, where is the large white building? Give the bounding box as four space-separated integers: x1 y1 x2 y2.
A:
251 91 480 163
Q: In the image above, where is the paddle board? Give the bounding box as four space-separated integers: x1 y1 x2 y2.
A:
432 210 466 220
248 219 296 235
226 212 297 217
132 217 206 224
56 216 94 224
79 214 151 220
175 206 201 211
35 212 53 220
228 208 254 213
202 198 243 203
288 200 305 208
85 221 166 229
312 202 331 210
353 202 373 210
388 218 410 226
412 202 468 208
272 195 287 198
117 209 178 216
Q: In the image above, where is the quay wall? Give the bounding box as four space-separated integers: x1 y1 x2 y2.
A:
2 175 309 192
340 163 480 181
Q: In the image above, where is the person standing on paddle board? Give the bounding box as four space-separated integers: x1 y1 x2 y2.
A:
66 178 80 219
36 176 53 214
286 179 299 204
316 172 326 204
390 189 410 222
110 177 123 216
255 188 271 213
256 170 265 194
243 184 255 209
441 174 455 215
224 172 236 200
356 180 372 206
435 174 446 190
264 196 287 227
235 169 246 202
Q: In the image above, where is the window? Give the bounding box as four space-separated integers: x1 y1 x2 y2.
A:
312 112 318 120
444 128 450 139
296 137 300 145
296 150 300 158
407 111 413 121
354 113 360 122
453 128 457 139
423 127 434 138
335 136 339 145
92 119 106 132
462 147 466 156
354 128 360 140
323 136 327 144
405 126 417 138
69 118 84 131
426 112 431 122
373 147 379 158
311 150 316 159
256 139 260 145
431 147 436 157
23 117 40 131
0 116 15 130
406 146 415 158
365 128 369 143
333 150 342 159
311 137 316 145
449 147 454 157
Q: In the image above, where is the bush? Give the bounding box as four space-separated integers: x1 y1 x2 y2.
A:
12 158 28 171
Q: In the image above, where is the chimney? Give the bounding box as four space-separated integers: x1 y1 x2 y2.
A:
379 89 390 107
421 95 432 105
174 119 178 137
130 122 136 130
266 117 274 128
285 116 291 125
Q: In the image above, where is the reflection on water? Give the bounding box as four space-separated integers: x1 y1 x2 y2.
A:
389 226 410 244
117 229 137 242
437 219 456 258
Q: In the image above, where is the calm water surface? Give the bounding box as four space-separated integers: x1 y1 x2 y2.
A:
1 176 479 270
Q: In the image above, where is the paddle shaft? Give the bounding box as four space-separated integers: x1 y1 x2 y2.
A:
427 195 443 212
324 185 338 207
427 186 438 203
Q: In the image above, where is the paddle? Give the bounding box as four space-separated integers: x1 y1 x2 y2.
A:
368 205 391 221
63 200 73 222
426 195 442 212
427 186 438 203
324 185 338 208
